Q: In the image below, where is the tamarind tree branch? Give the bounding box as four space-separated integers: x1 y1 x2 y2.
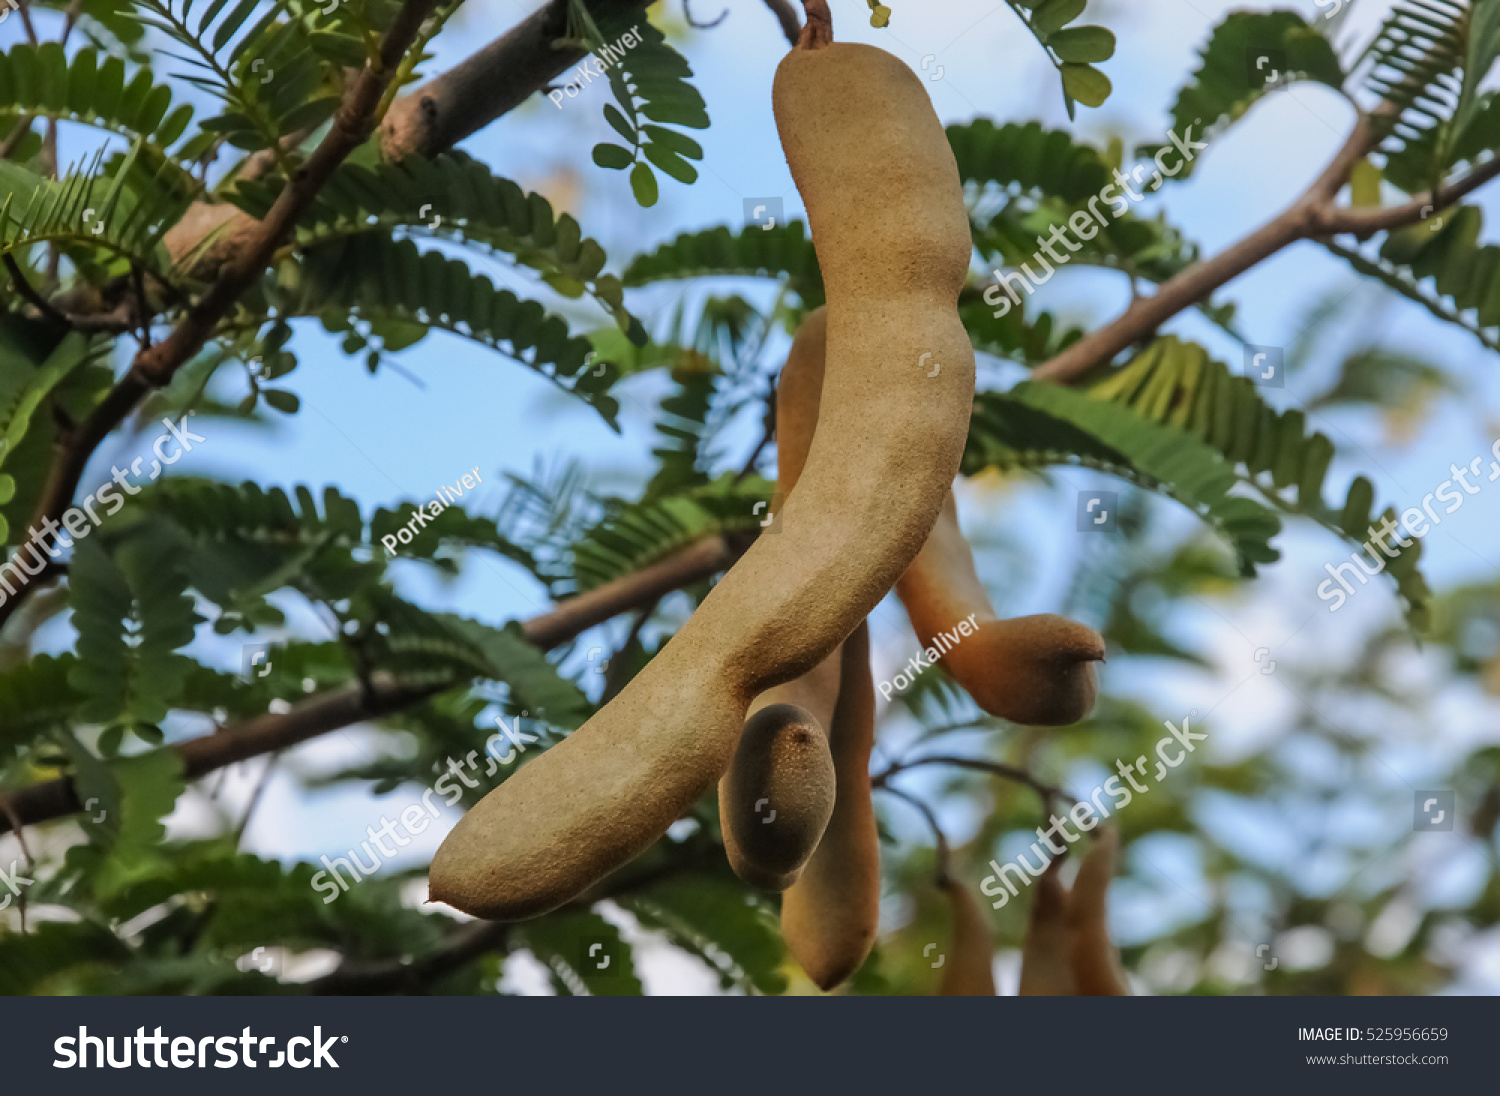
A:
1030 112 1500 386
0 0 440 634
761 0 800 45
0 531 752 837
378 0 653 159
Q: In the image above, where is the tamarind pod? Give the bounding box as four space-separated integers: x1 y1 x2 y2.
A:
1017 856 1077 996
718 703 837 891
721 310 842 890
1067 828 1132 996
781 622 881 990
429 39 973 921
894 493 1104 725
937 878 997 996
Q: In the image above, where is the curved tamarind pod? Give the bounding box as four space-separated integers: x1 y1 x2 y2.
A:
428 39 973 921
1068 828 1132 995
1018 855 1077 996
937 877 997 996
719 703 836 891
780 622 881 990
895 493 1104 725
720 310 840 890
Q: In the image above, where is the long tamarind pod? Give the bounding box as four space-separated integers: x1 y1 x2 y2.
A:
429 38 973 921
1018 856 1078 995
1068 828 1132 995
780 622 881 990
720 309 841 890
937 877 997 996
895 494 1104 725
719 703 836 891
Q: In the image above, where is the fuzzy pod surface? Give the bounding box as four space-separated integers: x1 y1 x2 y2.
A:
720 310 842 891
719 704 837 891
1018 856 1077 995
937 878 997 996
1069 829 1132 995
896 493 1104 725
780 622 881 989
428 40 973 920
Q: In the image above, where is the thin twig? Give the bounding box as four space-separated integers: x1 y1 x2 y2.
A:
876 784 951 885
761 0 799 45
683 0 728 29
2 255 70 331
872 753 1070 805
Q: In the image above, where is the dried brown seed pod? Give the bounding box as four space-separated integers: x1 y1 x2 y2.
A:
719 310 841 892
1017 855 1077 996
719 703 836 891
1068 828 1131 995
428 36 973 921
937 877 997 996
780 622 881 990
895 493 1104 725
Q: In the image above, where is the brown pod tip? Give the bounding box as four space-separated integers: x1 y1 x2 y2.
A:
937 877 997 996
721 704 836 892
956 613 1105 726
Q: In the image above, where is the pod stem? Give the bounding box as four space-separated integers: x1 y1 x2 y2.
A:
796 0 833 48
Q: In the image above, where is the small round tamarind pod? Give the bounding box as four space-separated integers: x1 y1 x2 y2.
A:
1068 828 1132 995
427 30 974 921
719 704 837 891
937 877 997 996
720 309 840 891
895 493 1104 725
1018 855 1078 996
780 622 881 990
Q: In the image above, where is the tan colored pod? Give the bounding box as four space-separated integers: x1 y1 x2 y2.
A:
781 622 881 990
719 309 842 891
937 877 997 996
719 704 836 891
896 494 1104 725
1068 828 1132 995
1018 855 1077 995
429 39 973 920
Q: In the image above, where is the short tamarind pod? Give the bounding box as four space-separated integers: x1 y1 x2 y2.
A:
780 622 881 990
1018 855 1078 996
719 703 837 891
428 36 973 921
1067 828 1132 996
937 877 997 996
894 493 1104 725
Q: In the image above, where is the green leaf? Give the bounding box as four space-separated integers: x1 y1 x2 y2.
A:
592 142 634 171
1159 11 1343 179
629 162 659 207
261 388 299 414
1060 63 1112 107
1031 0 1087 37
1047 26 1115 64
